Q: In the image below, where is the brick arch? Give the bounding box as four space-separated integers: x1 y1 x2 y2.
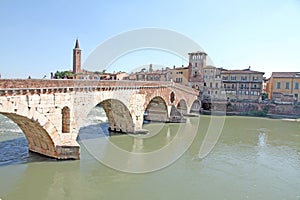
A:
97 99 134 133
177 99 188 115
0 102 61 158
144 96 169 122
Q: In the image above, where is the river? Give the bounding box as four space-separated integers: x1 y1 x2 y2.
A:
0 107 299 199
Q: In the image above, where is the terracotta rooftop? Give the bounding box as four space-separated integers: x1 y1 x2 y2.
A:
271 72 300 78
173 66 189 70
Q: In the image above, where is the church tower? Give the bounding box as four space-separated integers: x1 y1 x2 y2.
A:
73 39 81 74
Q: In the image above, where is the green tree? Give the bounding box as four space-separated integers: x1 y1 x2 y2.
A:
54 70 74 79
262 93 268 100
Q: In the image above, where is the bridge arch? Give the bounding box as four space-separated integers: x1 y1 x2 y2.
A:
190 99 201 113
144 96 169 122
97 99 134 133
177 99 188 115
0 102 62 158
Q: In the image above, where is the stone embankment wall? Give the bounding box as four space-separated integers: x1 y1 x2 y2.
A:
209 101 300 117
268 104 300 116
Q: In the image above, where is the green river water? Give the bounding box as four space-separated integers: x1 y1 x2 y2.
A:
0 113 299 200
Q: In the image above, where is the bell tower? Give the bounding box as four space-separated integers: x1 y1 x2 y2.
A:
73 39 81 74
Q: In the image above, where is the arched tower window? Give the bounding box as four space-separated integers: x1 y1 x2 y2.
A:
62 106 70 133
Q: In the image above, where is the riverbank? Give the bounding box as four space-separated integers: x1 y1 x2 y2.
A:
201 110 300 120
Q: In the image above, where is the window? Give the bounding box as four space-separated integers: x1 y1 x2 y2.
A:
222 76 228 80
241 76 247 81
231 76 236 81
232 84 235 89
253 76 258 81
216 83 219 88
277 82 281 89
210 82 212 88
215 91 218 94
295 82 299 89
175 78 182 82
286 82 290 89
224 84 227 88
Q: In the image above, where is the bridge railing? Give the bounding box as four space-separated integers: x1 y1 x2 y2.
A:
170 82 199 96
0 79 197 96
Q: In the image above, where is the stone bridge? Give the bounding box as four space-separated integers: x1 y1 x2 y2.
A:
0 79 200 159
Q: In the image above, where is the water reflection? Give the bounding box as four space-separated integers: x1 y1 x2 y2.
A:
258 131 266 148
132 137 144 152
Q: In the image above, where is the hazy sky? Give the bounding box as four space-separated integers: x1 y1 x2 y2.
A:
0 0 300 78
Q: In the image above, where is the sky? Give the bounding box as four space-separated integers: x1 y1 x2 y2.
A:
0 0 300 78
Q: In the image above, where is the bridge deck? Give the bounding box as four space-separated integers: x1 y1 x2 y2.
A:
0 79 198 96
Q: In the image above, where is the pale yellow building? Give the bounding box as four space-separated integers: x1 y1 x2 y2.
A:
169 65 189 86
268 72 300 102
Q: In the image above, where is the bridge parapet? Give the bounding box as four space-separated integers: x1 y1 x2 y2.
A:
0 79 175 96
170 82 199 96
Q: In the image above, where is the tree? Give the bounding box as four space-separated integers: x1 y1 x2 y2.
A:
262 93 268 101
54 70 74 79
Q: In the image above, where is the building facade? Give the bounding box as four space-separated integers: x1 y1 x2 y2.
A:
220 68 265 101
267 72 300 102
125 64 171 81
170 65 189 86
203 65 223 100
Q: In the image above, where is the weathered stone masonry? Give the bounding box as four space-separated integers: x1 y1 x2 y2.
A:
0 79 199 159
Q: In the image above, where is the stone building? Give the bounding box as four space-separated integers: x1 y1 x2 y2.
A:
267 72 300 103
220 68 265 101
188 51 206 91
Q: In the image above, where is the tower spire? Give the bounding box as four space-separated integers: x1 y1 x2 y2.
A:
75 38 80 49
